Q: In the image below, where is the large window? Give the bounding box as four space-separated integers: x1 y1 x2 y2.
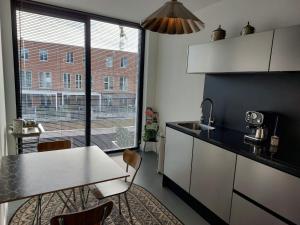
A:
14 2 144 153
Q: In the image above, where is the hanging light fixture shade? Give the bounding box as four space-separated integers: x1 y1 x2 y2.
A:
141 0 205 34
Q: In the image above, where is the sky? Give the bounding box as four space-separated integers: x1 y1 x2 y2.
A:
16 10 140 53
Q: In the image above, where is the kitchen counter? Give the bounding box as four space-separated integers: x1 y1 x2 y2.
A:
167 121 300 178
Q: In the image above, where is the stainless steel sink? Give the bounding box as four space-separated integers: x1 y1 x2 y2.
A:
177 122 215 131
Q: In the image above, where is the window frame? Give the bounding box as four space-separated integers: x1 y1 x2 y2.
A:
66 51 74 64
39 49 48 61
104 75 114 91
105 56 113 68
39 72 52 89
21 70 32 89
120 56 128 68
20 48 29 60
63 73 71 89
75 74 82 89
12 0 145 153
119 76 128 91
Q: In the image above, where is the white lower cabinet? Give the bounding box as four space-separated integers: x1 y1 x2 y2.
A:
230 193 287 225
234 156 300 224
190 139 236 223
164 127 193 192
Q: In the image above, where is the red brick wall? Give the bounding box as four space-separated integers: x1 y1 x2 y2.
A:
19 40 138 94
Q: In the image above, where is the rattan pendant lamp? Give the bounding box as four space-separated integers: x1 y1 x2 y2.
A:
141 0 205 34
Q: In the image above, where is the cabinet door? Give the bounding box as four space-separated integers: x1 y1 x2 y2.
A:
164 127 193 192
190 139 236 223
270 25 300 71
187 31 273 73
234 156 300 224
230 193 287 225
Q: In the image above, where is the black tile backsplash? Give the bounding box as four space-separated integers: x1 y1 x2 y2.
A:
203 72 300 151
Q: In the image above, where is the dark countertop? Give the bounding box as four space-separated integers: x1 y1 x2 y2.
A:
166 121 300 178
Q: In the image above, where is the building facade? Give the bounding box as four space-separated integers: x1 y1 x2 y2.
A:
19 40 138 119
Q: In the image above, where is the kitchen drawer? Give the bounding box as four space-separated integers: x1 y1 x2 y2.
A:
230 193 287 225
234 156 300 224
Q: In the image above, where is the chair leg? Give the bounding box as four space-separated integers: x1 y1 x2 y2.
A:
118 194 121 215
124 193 133 224
143 141 147 152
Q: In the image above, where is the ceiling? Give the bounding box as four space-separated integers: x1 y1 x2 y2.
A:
36 0 220 23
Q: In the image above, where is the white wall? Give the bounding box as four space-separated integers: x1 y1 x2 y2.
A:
0 20 8 225
153 0 300 135
141 31 159 151
0 0 17 155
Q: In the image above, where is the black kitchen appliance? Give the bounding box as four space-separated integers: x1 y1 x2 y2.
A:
244 111 279 143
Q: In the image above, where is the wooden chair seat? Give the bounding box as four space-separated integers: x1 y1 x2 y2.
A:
91 180 130 199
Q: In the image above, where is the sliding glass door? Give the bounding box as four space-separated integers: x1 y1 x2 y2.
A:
16 10 87 152
90 20 142 151
14 2 144 153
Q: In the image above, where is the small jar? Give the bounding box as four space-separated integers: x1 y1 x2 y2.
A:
211 25 226 41
241 22 255 36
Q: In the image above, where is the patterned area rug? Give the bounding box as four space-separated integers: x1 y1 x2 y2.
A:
9 184 183 225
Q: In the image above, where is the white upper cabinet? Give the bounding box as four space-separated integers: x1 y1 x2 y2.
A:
187 31 274 74
270 25 300 71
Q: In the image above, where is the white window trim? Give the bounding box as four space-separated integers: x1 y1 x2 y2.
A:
105 56 113 68
39 72 52 89
20 48 29 60
120 56 128 68
120 76 128 91
104 76 113 91
75 74 82 89
66 51 74 64
39 49 48 62
21 70 32 89
63 73 71 89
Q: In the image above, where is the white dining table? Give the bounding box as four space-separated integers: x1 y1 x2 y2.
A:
0 146 129 225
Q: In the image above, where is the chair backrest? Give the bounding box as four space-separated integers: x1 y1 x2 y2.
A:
37 140 71 152
50 201 113 225
123 149 142 186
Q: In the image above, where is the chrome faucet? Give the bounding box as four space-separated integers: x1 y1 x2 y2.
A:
200 98 214 127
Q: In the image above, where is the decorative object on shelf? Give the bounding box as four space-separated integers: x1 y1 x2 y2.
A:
240 22 255 36
211 25 226 41
143 107 159 152
12 118 25 134
141 0 205 34
9 119 44 153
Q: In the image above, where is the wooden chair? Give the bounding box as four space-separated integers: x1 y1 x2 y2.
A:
50 201 113 225
90 149 142 222
37 140 71 152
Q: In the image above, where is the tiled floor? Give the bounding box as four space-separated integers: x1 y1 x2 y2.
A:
7 151 209 225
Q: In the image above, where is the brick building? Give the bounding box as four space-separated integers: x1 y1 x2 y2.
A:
19 40 138 119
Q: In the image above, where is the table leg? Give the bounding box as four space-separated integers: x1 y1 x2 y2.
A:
32 195 42 225
79 187 85 209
